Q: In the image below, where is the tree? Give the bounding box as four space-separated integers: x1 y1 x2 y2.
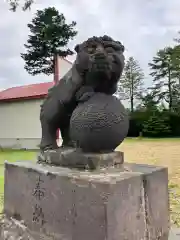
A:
7 0 33 11
171 45 180 84
120 57 144 112
21 7 77 75
138 92 159 112
148 47 180 111
142 112 171 137
115 82 128 100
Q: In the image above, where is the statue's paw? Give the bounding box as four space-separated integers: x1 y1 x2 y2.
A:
37 151 46 164
37 149 58 164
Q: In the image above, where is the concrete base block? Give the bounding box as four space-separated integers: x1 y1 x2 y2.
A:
1 161 169 240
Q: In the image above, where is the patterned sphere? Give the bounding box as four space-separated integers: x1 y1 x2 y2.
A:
69 93 129 152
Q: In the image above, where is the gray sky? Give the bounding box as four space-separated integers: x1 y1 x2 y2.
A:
1 0 180 90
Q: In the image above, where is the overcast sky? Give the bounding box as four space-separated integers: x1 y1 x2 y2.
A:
1 0 180 90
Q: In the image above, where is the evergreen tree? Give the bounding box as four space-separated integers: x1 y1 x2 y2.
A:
142 113 171 137
139 92 159 112
171 45 180 83
115 82 128 100
148 47 180 111
120 57 144 112
21 7 77 75
171 36 180 111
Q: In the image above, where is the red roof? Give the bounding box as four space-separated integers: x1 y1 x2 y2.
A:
0 82 54 102
0 57 73 103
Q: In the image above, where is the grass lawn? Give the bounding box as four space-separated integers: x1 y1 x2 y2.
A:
0 138 180 227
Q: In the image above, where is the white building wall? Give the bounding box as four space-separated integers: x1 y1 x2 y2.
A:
0 99 63 150
0 99 62 149
0 58 71 150
0 99 43 149
58 58 72 78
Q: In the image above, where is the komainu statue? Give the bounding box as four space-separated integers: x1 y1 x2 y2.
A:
39 35 129 165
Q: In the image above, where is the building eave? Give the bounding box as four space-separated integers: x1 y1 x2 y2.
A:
0 94 47 103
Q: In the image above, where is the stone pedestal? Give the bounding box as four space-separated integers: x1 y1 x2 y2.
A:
37 149 124 169
1 160 169 240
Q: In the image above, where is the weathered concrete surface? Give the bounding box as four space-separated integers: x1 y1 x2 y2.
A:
169 228 180 240
1 219 178 240
126 163 170 239
0 218 178 240
37 148 124 170
2 161 169 240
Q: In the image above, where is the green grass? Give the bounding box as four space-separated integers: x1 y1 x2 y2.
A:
0 150 37 175
0 149 37 161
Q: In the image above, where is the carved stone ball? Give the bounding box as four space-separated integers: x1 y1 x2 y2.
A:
69 93 129 152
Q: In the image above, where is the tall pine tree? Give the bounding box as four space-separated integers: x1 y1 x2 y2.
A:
148 47 180 111
120 57 144 112
172 35 180 112
21 7 77 75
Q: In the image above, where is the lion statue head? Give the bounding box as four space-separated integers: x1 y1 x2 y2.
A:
74 35 125 95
